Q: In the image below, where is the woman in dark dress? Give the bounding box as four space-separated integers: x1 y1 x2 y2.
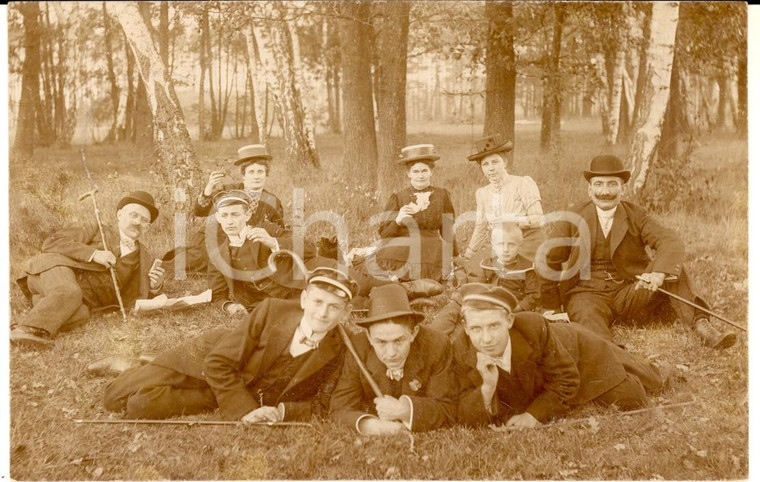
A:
366 144 459 285
162 144 286 275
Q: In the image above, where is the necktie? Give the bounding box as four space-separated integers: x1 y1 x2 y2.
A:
298 335 318 349
477 351 510 373
386 368 404 381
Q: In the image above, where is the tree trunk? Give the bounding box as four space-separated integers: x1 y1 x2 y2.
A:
13 1 41 161
243 24 268 145
483 0 516 159
339 1 377 186
124 29 136 142
114 1 202 212
736 41 747 136
103 2 120 143
158 1 169 66
606 11 627 144
627 2 679 195
631 3 652 131
616 67 634 143
248 4 320 169
197 5 207 141
717 73 730 131
374 1 410 195
540 4 564 152
658 14 690 163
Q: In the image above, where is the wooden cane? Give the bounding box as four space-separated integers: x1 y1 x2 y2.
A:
634 275 746 332
74 419 312 428
78 149 128 322
337 324 384 398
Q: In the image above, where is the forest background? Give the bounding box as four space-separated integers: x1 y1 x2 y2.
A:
4 1 753 480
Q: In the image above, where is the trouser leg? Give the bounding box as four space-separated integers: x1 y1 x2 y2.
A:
593 372 649 411
607 342 665 394
566 291 616 341
662 269 710 327
19 267 85 337
428 300 462 337
104 364 217 419
612 282 666 327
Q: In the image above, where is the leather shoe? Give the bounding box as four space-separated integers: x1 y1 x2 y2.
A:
693 317 737 349
86 355 144 376
401 279 444 299
10 327 54 350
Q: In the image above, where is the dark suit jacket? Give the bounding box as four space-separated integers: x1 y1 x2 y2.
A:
17 224 155 308
540 200 685 309
194 184 285 233
453 312 633 427
207 236 306 311
202 298 346 421
329 326 457 432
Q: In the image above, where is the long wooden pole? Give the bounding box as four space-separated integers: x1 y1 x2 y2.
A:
337 324 383 398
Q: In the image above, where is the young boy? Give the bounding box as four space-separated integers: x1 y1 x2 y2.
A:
329 284 456 435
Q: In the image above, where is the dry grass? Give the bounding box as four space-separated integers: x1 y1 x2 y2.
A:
7 121 747 480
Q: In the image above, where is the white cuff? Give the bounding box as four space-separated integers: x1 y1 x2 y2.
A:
277 402 285 422
355 414 378 434
400 395 414 431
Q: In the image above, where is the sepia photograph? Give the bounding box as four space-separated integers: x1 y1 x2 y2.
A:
5 1 749 479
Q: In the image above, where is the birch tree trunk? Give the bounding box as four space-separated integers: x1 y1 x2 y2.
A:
243 24 268 145
626 1 679 196
103 2 120 143
540 4 564 152
606 35 626 144
248 4 320 169
114 1 202 213
592 54 610 136
659 14 690 163
374 1 410 195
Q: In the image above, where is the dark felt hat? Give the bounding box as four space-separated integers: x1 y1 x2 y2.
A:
356 284 425 326
467 135 514 162
397 144 440 165
583 154 631 183
116 190 159 223
307 262 360 300
213 189 252 209
235 144 272 166
460 283 519 312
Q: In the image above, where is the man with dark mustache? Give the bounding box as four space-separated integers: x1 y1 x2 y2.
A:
539 155 735 349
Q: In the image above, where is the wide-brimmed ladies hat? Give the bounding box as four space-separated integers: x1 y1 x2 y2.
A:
397 144 440 165
356 284 425 326
116 190 159 223
235 144 272 166
583 154 631 183
467 135 513 162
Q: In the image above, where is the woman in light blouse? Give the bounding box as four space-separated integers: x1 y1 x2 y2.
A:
461 136 545 262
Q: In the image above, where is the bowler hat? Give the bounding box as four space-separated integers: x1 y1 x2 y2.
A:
213 189 252 209
397 144 440 165
234 144 272 166
307 262 360 300
460 283 518 312
583 154 631 183
356 284 425 326
467 135 513 162
116 191 159 223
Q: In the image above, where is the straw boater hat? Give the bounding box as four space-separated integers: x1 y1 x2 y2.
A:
234 144 272 166
397 144 440 165
467 135 514 162
356 284 425 326
583 154 631 183
116 190 159 223
459 283 519 312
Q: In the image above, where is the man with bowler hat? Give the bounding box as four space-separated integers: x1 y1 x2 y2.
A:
12 191 165 350
329 283 457 435
539 154 736 349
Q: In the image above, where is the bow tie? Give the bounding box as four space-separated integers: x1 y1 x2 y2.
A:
386 368 404 381
298 335 319 349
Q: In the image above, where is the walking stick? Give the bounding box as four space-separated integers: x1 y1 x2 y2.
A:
79 149 127 322
74 419 313 428
337 324 384 398
634 275 746 332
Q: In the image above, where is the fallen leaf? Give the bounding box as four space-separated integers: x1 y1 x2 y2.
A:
559 469 578 478
92 467 104 477
586 416 600 434
675 364 690 372
32 382 45 389
384 466 400 478
695 450 707 458
366 456 376 465
27 401 38 407
71 458 83 466
613 443 626 451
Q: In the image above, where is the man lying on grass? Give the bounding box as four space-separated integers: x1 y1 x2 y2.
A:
207 190 311 315
330 284 457 435
453 283 669 429
103 265 358 422
11 191 165 350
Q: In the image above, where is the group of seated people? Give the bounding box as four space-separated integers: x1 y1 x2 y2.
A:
9 136 738 433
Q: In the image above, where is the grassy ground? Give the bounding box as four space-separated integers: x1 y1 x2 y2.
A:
8 120 748 480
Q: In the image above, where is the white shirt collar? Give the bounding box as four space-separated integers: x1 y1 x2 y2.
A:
595 205 617 220
477 335 512 373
